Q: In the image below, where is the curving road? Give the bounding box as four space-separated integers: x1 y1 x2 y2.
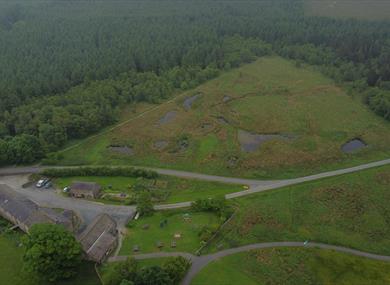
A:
2 162 390 284
110 241 390 285
0 159 390 213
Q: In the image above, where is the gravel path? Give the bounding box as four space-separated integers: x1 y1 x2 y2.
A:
110 241 390 285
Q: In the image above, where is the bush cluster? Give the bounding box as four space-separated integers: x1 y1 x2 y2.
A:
104 256 191 285
191 197 233 220
41 166 158 179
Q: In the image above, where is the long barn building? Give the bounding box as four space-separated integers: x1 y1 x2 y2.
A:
0 184 77 233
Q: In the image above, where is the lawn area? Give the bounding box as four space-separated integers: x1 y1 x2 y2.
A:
305 0 390 20
54 175 244 204
120 210 221 255
58 56 390 179
206 164 390 255
192 248 390 285
0 228 100 285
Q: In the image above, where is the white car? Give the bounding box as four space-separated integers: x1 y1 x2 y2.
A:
36 178 50 188
63 186 70 193
36 179 46 188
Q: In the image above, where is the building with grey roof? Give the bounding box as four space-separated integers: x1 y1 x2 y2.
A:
77 213 118 263
0 184 77 233
70 181 101 199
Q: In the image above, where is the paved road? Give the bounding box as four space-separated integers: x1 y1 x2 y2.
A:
0 165 272 187
227 158 390 198
1 158 390 188
1 159 390 213
111 241 390 285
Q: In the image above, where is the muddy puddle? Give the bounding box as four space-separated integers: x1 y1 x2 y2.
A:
238 130 293 152
158 111 177 125
341 138 367 153
183 94 200 110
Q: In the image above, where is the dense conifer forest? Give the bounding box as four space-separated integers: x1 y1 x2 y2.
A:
0 0 389 165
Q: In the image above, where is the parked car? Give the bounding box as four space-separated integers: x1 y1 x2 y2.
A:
63 186 70 193
36 178 50 188
44 181 52 189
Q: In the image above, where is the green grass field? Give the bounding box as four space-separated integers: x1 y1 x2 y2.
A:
58 57 390 179
305 0 390 20
120 210 221 255
54 176 244 204
0 230 100 285
206 164 390 255
192 248 390 285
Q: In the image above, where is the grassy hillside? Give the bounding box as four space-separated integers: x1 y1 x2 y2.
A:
206 164 390 255
305 0 390 20
59 57 390 179
192 248 390 285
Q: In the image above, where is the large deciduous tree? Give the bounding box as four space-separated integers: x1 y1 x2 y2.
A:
22 224 82 282
136 191 154 217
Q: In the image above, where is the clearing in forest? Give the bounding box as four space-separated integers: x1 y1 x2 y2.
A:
60 57 390 179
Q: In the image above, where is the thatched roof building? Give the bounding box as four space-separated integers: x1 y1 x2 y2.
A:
0 184 77 233
78 213 118 263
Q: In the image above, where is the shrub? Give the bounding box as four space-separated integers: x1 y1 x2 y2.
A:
136 191 154 217
162 256 192 285
191 196 233 220
41 166 158 179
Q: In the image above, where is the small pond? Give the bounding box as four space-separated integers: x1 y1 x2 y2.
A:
341 138 367 153
238 130 293 152
158 111 177 125
183 94 200 110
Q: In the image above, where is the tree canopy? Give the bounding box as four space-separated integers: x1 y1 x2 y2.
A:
0 0 389 165
22 224 82 282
